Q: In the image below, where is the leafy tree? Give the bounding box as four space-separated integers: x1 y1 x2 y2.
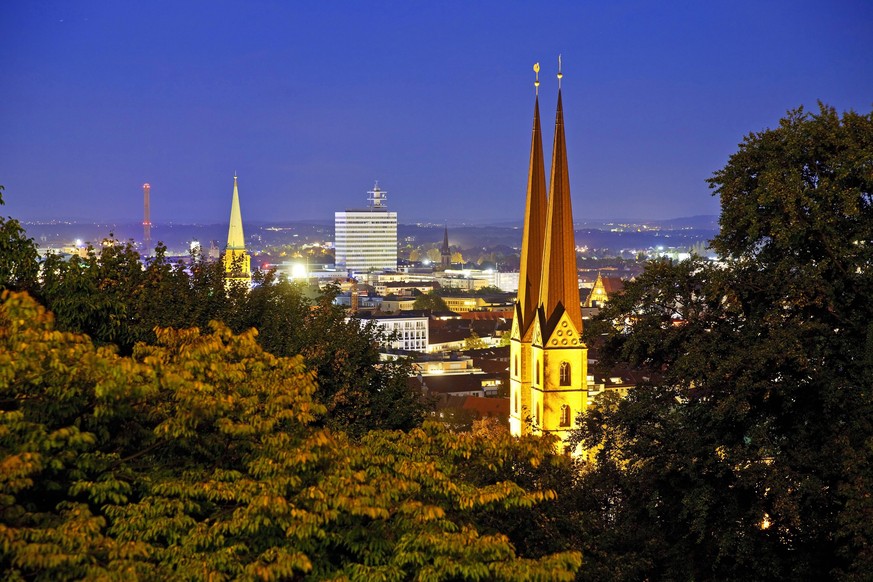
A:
0 291 581 580
33 234 427 435
239 279 428 438
413 291 451 313
474 285 508 297
426 248 442 263
463 331 488 350
0 186 39 292
575 104 873 580
451 251 464 264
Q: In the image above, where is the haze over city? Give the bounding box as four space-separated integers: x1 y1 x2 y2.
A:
1 1 871 224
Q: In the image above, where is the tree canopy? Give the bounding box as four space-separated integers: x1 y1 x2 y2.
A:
0 186 39 292
575 103 873 580
0 291 581 580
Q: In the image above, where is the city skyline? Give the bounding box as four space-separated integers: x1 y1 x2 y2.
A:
1 1 871 224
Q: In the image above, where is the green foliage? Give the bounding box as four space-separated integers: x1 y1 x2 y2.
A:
34 240 428 435
0 291 581 579
575 104 873 580
463 331 488 351
0 186 39 292
413 291 451 313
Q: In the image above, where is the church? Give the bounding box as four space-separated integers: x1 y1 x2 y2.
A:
509 63 587 454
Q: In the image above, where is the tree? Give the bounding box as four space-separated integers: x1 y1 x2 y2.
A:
33 233 428 436
463 331 488 350
426 248 441 263
0 291 581 580
238 280 429 438
0 186 39 292
574 104 873 579
413 291 451 313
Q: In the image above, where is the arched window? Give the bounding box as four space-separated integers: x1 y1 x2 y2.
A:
514 389 519 413
560 361 571 386
560 404 571 427
535 361 540 385
514 355 518 376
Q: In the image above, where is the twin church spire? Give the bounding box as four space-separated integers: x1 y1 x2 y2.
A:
510 60 587 451
517 60 582 338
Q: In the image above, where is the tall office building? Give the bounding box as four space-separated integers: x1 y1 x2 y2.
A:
334 183 398 273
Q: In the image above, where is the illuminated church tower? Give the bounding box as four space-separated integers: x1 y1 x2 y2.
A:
223 174 251 287
510 61 588 453
509 63 548 437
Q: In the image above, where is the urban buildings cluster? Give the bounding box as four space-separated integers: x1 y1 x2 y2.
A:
203 68 636 449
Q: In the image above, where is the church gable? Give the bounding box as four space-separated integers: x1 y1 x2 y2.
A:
542 309 583 350
510 304 522 341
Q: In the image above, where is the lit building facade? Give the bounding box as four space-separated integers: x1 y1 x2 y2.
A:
357 313 428 352
334 183 398 274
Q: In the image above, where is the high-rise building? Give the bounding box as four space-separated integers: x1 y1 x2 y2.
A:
510 63 587 454
223 174 251 287
334 183 398 274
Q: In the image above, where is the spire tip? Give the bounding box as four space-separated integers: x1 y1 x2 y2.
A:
557 54 563 89
533 62 540 96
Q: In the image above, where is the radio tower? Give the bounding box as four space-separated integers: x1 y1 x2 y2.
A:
142 183 152 256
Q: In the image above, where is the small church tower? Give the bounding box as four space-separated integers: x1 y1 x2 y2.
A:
440 224 452 270
223 174 251 288
511 60 588 454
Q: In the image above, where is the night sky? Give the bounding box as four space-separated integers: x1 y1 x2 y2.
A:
2 1 871 225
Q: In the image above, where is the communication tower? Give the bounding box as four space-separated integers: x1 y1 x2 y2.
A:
143 183 152 255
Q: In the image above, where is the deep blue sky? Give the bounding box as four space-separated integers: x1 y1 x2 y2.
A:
2 1 871 224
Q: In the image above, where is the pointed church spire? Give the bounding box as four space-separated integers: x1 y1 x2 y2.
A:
226 174 245 251
516 64 548 336
440 223 451 269
539 74 583 333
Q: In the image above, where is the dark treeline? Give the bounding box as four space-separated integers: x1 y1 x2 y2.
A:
1 103 872 579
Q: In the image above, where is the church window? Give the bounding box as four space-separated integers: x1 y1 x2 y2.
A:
514 355 518 376
514 389 519 413
560 405 571 427
560 361 571 386
535 361 540 385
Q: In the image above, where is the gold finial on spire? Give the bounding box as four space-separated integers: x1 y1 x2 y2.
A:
557 54 563 89
533 62 540 95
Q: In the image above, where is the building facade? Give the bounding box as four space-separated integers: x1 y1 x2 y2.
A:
357 313 429 352
334 183 398 274
509 69 588 454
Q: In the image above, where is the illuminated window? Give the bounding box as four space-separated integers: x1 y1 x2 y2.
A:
560 405 571 427
560 361 571 386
